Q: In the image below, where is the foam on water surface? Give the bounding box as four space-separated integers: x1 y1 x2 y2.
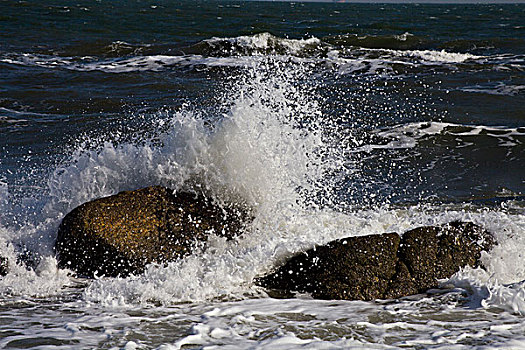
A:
356 122 525 151
203 32 322 55
2 33 522 76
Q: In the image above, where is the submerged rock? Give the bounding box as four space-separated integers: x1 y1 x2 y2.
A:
256 221 495 301
55 186 249 277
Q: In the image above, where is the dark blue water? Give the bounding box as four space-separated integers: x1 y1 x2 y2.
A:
1 1 524 208
0 1 524 349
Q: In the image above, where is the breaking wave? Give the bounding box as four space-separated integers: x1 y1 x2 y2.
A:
194 32 322 56
358 121 525 151
2 33 523 76
0 58 523 313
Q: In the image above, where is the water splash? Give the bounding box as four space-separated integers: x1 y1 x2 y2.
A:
0 57 524 313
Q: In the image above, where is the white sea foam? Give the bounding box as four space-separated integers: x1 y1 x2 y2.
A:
0 179 8 221
0 33 323 73
395 32 414 42
0 53 261 72
0 253 72 297
0 52 323 74
2 33 504 77
356 121 525 152
204 32 321 55
402 49 480 63
0 186 72 296
351 47 481 64
153 287 525 349
323 47 484 77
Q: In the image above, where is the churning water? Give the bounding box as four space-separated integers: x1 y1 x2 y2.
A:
1 1 524 348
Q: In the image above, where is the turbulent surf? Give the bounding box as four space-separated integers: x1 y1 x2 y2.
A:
0 1 524 348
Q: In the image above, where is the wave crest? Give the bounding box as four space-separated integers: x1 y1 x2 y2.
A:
192 32 323 57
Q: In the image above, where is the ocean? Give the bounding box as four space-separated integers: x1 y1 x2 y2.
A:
1 0 524 348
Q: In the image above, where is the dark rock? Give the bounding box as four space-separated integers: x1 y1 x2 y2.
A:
0 256 7 276
383 261 418 299
256 232 404 300
397 226 440 292
399 221 495 293
55 186 249 278
256 221 495 301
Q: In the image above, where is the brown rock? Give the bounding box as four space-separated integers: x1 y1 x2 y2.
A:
55 186 249 277
399 221 495 293
256 221 495 301
398 226 441 292
256 232 402 300
384 261 418 299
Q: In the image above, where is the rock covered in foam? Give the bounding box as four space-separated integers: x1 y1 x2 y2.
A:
256 221 495 301
55 186 250 278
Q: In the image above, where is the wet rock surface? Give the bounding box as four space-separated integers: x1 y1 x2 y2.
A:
399 221 496 293
55 186 249 278
257 233 402 300
256 221 495 301
0 256 7 277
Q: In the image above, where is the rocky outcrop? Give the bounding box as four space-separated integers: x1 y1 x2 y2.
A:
256 221 495 301
257 232 405 300
55 186 250 278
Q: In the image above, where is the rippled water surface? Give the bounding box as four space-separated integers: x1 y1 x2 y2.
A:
0 1 524 348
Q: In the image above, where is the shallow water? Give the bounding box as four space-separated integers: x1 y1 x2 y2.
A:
0 1 524 348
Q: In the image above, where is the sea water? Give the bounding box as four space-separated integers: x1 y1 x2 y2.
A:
0 1 524 348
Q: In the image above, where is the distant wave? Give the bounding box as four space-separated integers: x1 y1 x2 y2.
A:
0 53 261 73
460 83 525 96
3 51 519 76
327 32 427 50
193 32 323 56
395 48 480 63
1 33 523 75
355 122 525 151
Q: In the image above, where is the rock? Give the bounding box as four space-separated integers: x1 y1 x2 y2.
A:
0 256 7 276
383 260 418 299
399 221 495 293
55 186 249 277
397 225 440 292
256 232 407 300
256 221 495 301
